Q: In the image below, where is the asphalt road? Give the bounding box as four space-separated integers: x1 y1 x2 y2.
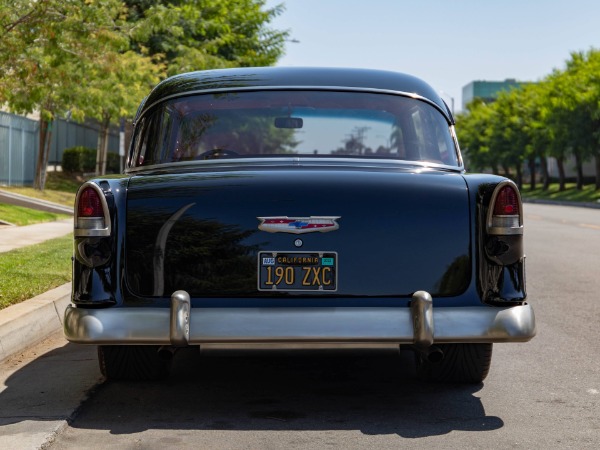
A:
1 203 599 449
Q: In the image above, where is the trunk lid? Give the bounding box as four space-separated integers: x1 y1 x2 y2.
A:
125 166 471 299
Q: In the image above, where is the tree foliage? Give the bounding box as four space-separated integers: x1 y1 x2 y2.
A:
1 0 132 187
125 0 288 75
456 48 600 190
0 0 289 186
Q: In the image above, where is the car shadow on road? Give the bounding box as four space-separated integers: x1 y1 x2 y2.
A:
0 339 100 429
61 347 504 438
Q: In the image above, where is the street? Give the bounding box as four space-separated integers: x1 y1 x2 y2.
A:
1 203 599 449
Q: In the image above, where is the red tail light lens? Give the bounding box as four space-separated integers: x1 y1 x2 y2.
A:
488 183 523 235
493 186 519 216
75 183 110 237
78 187 103 217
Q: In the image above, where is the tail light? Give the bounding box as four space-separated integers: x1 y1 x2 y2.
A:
74 182 111 237
487 181 523 235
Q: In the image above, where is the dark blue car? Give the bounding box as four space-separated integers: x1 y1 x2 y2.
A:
64 67 536 383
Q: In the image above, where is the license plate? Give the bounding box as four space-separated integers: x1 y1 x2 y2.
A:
258 252 338 292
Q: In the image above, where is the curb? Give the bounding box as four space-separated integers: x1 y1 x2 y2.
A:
523 198 600 209
0 189 74 215
0 283 71 362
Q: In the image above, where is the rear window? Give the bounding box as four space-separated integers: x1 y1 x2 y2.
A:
130 90 459 167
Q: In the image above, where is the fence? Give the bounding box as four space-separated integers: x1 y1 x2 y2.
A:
0 112 38 186
0 111 120 186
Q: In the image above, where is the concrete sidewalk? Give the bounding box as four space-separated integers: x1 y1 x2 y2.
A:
0 218 74 363
0 219 73 252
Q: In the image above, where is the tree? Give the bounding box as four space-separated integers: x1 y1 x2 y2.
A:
487 91 527 187
520 83 552 190
1 0 290 186
457 49 600 191
561 50 600 190
76 50 164 175
125 0 289 74
0 0 129 189
456 100 498 174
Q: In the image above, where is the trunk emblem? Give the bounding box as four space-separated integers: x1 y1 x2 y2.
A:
258 216 340 234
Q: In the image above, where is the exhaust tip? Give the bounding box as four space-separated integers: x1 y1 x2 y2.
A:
415 345 444 364
426 347 444 364
158 346 177 361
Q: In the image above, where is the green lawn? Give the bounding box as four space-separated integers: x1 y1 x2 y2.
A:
2 172 80 207
0 172 79 309
521 183 600 204
0 203 70 226
0 234 72 310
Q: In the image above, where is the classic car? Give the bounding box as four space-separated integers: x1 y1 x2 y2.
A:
64 67 536 383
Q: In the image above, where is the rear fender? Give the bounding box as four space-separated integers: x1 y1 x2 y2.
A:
465 175 527 305
72 177 129 306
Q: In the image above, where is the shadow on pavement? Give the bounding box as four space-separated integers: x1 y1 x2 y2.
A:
0 339 99 428
61 347 503 438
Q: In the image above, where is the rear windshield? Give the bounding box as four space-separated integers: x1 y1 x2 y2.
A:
130 90 460 168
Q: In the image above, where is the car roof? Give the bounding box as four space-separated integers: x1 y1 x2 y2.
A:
137 67 453 123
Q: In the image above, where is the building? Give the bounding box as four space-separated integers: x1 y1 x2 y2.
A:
462 79 528 110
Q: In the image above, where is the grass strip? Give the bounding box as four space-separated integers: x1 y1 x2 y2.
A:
0 234 72 310
521 183 600 204
0 204 70 226
2 172 80 207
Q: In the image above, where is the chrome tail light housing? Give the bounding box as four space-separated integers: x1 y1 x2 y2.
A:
74 182 111 237
486 181 523 236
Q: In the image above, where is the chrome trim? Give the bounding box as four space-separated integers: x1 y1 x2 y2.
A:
199 343 402 351
411 291 434 348
486 180 524 236
449 125 464 168
74 182 111 237
138 86 451 125
64 303 536 346
257 216 341 234
170 290 190 346
125 157 464 175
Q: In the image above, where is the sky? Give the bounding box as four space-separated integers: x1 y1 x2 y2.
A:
265 0 600 112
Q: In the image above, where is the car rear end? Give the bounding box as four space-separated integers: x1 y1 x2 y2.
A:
64 68 535 382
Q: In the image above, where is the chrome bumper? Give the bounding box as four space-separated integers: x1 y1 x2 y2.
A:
64 290 536 347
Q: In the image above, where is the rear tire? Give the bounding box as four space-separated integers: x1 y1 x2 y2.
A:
98 345 171 381
415 343 493 383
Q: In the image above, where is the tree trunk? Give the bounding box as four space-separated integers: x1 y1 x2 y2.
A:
556 157 566 191
515 163 523 189
528 157 536 190
540 156 550 191
41 121 53 190
34 120 48 189
595 154 600 190
101 115 111 175
34 119 53 191
95 132 103 176
574 151 584 190
95 114 111 175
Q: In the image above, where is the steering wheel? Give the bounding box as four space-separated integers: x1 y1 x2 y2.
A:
196 148 240 160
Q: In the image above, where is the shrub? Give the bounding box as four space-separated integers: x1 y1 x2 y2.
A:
62 147 95 173
62 147 121 174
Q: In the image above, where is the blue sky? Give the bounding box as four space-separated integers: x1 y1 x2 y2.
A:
265 0 600 112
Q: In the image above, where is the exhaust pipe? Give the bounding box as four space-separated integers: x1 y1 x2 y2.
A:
157 346 178 361
415 345 444 364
